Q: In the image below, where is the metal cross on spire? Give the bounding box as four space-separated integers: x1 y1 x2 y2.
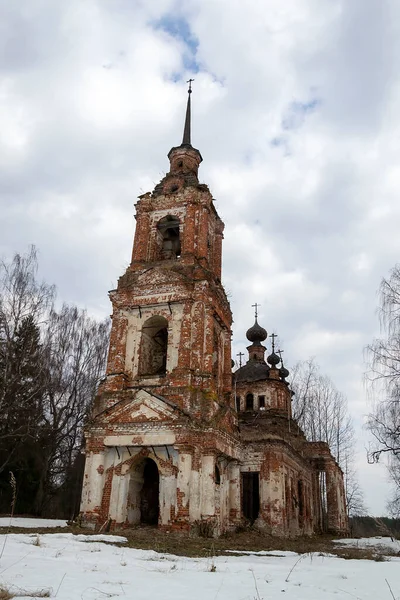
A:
277 349 284 364
187 78 194 93
251 302 260 319
270 332 278 352
236 351 244 367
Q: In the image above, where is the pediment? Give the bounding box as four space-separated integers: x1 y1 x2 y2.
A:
135 267 187 290
101 389 182 424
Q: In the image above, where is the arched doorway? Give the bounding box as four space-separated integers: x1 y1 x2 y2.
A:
140 459 159 525
127 458 160 526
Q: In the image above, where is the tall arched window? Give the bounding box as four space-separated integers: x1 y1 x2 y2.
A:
138 316 168 376
246 393 254 410
157 215 181 260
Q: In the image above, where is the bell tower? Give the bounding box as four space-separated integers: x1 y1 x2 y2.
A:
98 82 233 423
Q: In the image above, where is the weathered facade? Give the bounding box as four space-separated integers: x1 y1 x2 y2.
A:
80 87 348 537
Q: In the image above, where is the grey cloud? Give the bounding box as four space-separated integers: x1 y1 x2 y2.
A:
2 0 400 515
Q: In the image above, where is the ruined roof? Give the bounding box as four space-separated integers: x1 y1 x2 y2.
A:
234 360 270 383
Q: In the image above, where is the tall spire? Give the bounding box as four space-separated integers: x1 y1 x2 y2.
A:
182 79 194 146
167 78 202 172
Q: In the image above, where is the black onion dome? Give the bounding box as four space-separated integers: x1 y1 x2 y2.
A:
279 366 290 379
246 319 267 343
267 351 280 367
234 362 270 383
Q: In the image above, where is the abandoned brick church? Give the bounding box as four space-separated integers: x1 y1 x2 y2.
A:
80 85 348 537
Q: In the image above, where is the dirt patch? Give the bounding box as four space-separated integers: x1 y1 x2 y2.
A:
0 523 398 561
108 526 400 560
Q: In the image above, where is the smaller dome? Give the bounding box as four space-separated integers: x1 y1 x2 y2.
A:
279 366 290 379
246 319 267 343
267 351 280 367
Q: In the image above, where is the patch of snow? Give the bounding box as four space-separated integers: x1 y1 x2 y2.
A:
226 549 299 557
0 532 398 599
0 517 68 528
334 536 400 552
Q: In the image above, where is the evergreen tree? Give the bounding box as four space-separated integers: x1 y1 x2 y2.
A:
0 315 47 512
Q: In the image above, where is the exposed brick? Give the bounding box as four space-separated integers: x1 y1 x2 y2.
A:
80 133 348 538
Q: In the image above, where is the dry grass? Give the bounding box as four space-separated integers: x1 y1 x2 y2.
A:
0 520 397 562
0 585 50 599
0 586 13 600
115 525 400 561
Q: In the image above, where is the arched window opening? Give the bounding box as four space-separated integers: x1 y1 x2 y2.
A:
215 465 221 485
236 396 241 412
298 480 304 519
138 316 168 376
246 393 254 410
157 215 181 260
258 395 265 409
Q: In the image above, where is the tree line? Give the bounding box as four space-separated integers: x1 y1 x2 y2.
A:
291 261 400 520
290 358 366 518
0 247 109 518
366 265 400 518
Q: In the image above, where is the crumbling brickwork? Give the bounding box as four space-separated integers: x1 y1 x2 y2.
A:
80 93 348 537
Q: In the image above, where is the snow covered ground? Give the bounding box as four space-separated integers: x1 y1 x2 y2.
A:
0 525 398 599
334 535 400 553
0 517 68 529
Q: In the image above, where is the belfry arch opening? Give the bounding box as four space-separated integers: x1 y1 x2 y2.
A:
127 458 160 526
157 215 181 259
138 316 168 376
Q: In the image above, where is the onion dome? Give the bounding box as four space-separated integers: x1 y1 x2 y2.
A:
246 319 267 344
279 365 290 379
267 351 280 367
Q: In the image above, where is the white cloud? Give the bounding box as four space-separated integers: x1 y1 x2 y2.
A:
1 0 400 514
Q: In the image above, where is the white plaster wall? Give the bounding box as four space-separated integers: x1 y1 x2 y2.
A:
109 471 125 523
177 452 192 510
80 451 105 513
160 474 177 525
228 461 241 521
261 465 284 526
104 432 176 447
201 455 215 517
189 469 201 521
218 464 230 529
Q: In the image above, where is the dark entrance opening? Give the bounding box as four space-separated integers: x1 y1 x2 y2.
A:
242 472 260 523
140 458 159 525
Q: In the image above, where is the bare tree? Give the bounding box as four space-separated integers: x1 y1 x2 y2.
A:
0 247 110 517
366 265 400 516
37 304 110 514
291 358 367 516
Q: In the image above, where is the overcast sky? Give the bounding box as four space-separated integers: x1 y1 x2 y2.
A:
1 0 399 515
